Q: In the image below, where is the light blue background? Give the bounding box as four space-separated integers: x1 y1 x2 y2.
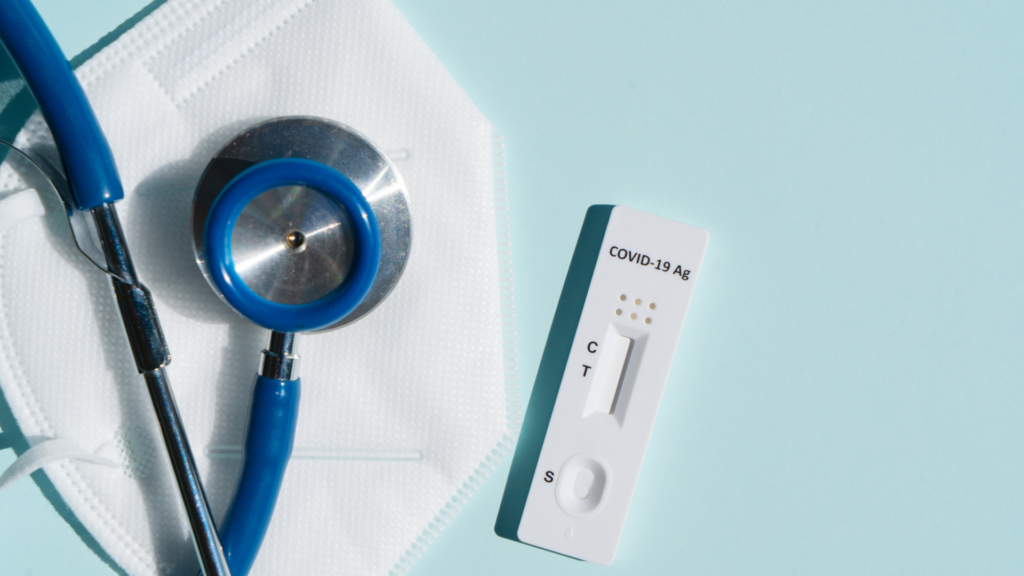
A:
2 0 1023 574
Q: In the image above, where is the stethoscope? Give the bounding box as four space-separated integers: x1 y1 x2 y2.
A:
0 1 411 575
190 117 412 576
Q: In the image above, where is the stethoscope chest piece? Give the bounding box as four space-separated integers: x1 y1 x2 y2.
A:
187 117 413 575
192 116 412 332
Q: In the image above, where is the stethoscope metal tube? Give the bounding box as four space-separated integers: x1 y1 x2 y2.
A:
91 204 171 371
0 1 232 575
260 331 299 381
93 204 230 576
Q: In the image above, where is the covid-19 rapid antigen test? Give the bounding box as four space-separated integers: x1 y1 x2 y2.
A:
495 205 708 565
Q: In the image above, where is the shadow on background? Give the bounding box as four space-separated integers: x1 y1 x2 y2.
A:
0 1 168 573
494 205 612 545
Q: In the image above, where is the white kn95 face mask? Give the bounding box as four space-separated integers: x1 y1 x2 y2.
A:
0 0 520 575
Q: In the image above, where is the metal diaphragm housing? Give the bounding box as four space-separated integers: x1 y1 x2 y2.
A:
191 116 412 332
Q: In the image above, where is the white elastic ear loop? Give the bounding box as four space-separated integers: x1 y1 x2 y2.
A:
0 191 119 494
0 437 118 493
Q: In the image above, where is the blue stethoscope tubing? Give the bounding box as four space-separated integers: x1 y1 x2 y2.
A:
0 0 122 210
218 374 301 576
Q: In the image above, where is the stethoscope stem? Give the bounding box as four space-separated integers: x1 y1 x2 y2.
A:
92 204 232 576
260 330 299 380
144 368 232 576
91 204 170 370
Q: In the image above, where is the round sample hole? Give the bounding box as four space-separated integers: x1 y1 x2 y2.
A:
619 294 626 301
615 309 622 316
630 313 637 320
649 303 656 310
634 298 641 305
645 317 652 324
555 455 610 517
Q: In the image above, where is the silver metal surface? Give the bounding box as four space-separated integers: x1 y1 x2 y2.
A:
90 204 229 576
192 117 412 331
232 185 354 305
0 141 118 281
144 368 231 576
92 204 172 372
260 330 300 380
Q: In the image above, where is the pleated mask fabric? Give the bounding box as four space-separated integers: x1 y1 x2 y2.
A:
0 0 519 574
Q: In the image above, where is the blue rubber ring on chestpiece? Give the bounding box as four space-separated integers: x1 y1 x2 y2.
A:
204 158 381 332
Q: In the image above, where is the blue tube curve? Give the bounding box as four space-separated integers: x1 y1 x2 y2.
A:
0 0 125 210
218 374 301 576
